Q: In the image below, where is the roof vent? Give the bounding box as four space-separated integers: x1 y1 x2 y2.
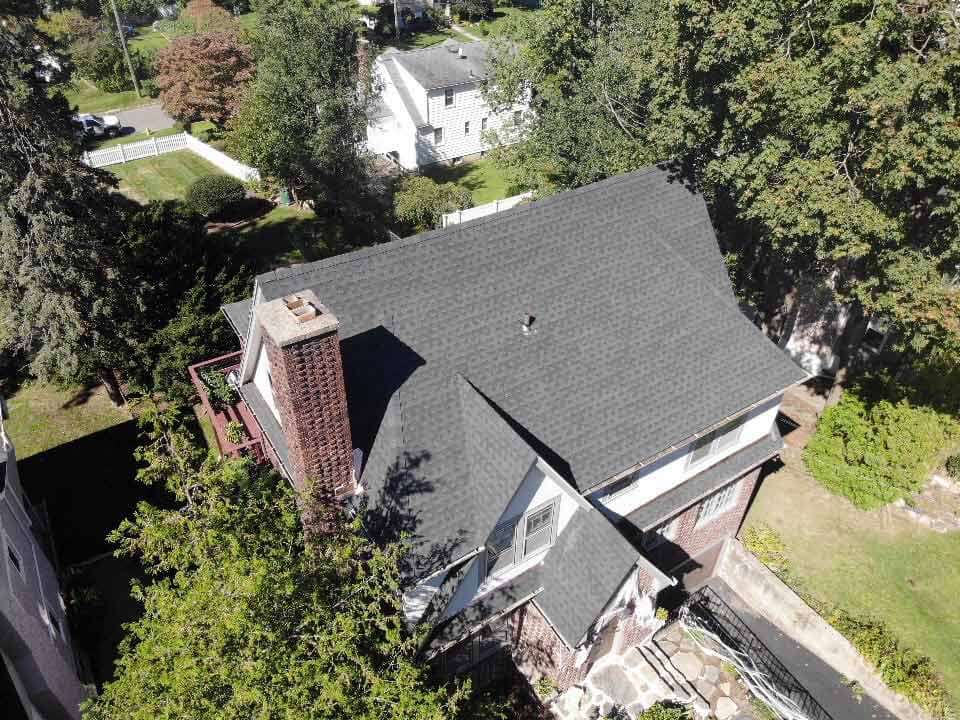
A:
521 315 536 336
283 294 319 324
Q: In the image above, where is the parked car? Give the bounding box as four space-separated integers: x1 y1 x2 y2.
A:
71 113 122 139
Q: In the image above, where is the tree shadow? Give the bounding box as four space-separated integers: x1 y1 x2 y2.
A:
60 384 98 409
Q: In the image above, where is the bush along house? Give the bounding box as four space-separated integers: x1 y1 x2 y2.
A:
192 167 808 692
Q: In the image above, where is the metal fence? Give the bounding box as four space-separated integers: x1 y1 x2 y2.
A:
682 586 833 720
82 133 260 182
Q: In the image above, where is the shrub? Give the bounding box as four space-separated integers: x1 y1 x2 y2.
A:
224 420 247 444
186 175 246 218
393 175 472 232
742 523 791 579
200 368 234 410
826 609 950 718
635 702 690 720
655 606 669 622
804 375 958 508
945 454 960 479
534 675 556 699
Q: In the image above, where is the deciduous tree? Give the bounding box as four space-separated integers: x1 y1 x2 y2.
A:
82 406 504 720
394 175 473 232
155 30 255 125
489 0 960 360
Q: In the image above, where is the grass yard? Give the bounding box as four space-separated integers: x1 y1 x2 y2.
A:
60 78 151 115
222 205 326 272
91 120 217 150
109 150 224 202
422 156 516 205
469 4 540 38
4 383 131 460
744 449 960 711
128 25 172 54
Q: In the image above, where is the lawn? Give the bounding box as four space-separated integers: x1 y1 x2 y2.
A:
468 4 539 38
422 156 516 205
128 25 172 54
91 120 217 149
60 77 151 114
744 449 960 712
109 150 224 202
4 383 131 460
222 205 326 272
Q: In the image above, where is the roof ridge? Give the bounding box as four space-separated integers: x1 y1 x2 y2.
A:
257 166 667 292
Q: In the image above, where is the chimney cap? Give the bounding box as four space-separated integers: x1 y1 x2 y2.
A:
521 314 536 335
256 289 340 347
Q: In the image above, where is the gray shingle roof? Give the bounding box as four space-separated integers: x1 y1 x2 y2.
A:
387 40 489 90
228 166 805 647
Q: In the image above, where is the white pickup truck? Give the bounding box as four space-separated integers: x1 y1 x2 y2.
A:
71 113 122 139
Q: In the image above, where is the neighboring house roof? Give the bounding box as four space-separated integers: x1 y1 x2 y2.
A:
380 55 427 127
387 40 489 90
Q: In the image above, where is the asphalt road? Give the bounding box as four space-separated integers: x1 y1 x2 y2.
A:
113 103 174 135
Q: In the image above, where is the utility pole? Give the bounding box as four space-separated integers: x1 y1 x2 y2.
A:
106 0 141 97
393 0 400 39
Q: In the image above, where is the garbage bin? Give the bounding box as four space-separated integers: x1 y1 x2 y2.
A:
278 188 292 206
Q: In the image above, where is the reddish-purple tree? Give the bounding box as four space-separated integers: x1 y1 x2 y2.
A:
155 31 255 127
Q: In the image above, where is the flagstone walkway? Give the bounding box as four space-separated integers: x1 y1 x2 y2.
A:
551 623 757 720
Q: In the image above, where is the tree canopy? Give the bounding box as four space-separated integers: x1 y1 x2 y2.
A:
489 0 960 359
394 176 473 233
82 406 505 720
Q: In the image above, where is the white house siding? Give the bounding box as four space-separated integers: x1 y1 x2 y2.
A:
420 82 523 165
439 461 581 620
593 396 782 520
252 344 282 425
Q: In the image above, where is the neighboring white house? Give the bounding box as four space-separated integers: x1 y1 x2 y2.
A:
366 39 530 170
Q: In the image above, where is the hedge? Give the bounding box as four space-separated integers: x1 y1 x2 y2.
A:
186 175 246 218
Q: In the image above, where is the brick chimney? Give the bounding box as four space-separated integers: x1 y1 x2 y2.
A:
254 290 355 501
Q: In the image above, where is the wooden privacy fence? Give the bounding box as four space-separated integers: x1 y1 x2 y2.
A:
82 132 260 182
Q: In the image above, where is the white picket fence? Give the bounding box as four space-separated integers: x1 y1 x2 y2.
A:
441 191 533 228
82 132 260 182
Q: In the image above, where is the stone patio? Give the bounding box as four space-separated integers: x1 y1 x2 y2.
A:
551 623 758 720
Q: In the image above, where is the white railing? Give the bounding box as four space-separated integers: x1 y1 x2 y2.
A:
441 191 532 228
82 132 260 182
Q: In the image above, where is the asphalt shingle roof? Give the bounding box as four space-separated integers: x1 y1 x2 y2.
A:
387 40 489 90
229 166 805 645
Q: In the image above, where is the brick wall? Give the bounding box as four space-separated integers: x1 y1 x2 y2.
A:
510 601 584 691
644 467 761 578
263 329 354 502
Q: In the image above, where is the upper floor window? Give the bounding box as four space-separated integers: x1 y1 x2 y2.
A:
464 120 471 135
513 110 522 125
481 117 488 131
434 127 444 145
445 88 455 106
484 497 559 577
687 415 747 469
695 480 742 527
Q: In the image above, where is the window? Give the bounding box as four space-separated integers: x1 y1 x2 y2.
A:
464 120 471 135
6 541 22 579
444 88 455 106
686 415 747 468
641 516 679 550
513 110 522 125
523 502 554 556
602 470 639 499
481 117 488 131
434 127 444 144
484 519 517 576
696 480 742 527
484 498 559 577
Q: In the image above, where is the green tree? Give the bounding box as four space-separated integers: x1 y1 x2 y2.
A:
489 0 960 360
83 406 500 720
229 0 383 244
394 175 473 232
0 7 132 402
70 29 148 92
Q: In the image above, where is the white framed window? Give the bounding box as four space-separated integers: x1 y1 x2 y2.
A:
484 497 559 577
695 480 742 527
434 127 444 145
444 88 455 107
513 110 522 125
464 120 471 135
686 415 747 469
481 117 488 131
601 470 639 500
641 516 679 550
6 538 23 580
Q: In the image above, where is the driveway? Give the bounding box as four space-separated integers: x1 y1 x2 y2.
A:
114 103 174 135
